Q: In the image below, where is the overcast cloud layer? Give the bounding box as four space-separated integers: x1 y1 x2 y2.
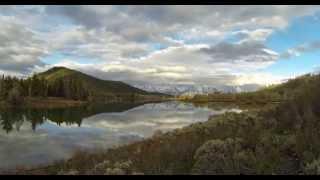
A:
0 5 320 86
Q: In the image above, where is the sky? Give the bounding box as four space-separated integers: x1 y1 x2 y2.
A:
0 5 320 87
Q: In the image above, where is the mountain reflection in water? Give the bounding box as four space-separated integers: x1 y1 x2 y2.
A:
0 101 241 170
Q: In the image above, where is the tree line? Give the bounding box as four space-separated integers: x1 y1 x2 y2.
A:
0 75 90 105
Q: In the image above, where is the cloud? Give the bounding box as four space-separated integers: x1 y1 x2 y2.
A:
0 16 48 74
232 29 274 43
44 6 320 45
45 5 114 29
0 5 320 86
281 40 320 59
232 73 285 86
200 41 278 63
40 6 320 63
48 41 280 86
38 25 153 63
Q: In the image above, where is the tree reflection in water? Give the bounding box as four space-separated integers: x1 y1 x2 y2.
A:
0 103 144 133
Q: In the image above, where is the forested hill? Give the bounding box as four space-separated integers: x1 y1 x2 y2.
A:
38 67 152 96
0 67 169 106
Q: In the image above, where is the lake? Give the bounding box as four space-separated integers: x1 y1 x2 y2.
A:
0 101 242 170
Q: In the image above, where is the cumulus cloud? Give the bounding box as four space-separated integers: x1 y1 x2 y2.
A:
44 5 320 45
200 41 278 63
0 16 48 74
46 41 279 86
0 5 320 86
45 5 114 29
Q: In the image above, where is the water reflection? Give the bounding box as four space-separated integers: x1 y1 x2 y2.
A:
0 101 241 170
0 103 144 133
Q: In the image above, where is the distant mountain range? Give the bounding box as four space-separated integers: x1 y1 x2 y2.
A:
38 67 262 98
131 83 262 96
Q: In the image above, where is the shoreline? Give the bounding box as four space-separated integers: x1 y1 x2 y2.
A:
0 97 88 109
0 97 174 110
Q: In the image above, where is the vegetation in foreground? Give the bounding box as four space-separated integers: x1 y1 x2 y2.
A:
7 73 320 175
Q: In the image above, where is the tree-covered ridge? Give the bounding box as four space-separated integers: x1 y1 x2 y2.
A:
0 73 89 106
38 67 147 94
0 67 169 106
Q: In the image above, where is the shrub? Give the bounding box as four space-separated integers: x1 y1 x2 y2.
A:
304 158 320 175
191 138 254 175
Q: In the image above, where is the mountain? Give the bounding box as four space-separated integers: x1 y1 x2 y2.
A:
131 84 218 96
39 67 148 95
38 67 261 98
131 83 262 96
37 67 169 103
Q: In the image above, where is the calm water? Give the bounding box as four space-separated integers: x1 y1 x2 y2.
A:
0 101 241 170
